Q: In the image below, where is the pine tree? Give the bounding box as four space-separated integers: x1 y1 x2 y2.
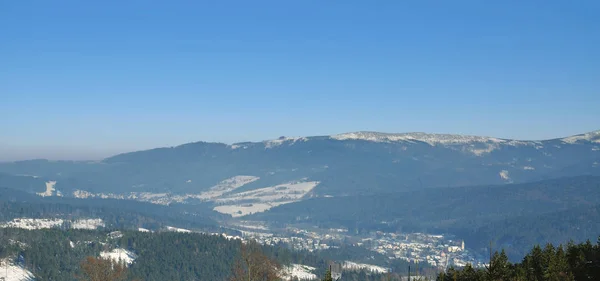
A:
322 265 333 281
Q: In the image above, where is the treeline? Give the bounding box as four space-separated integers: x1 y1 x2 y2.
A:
437 238 600 281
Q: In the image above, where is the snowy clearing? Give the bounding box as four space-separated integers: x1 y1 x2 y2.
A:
71 219 105 230
166 226 191 233
499 170 511 181
215 181 318 204
1 218 63 230
36 181 57 197
212 180 319 217
99 249 137 266
343 261 389 273
214 201 292 217
195 176 260 200
282 264 317 280
0 259 34 281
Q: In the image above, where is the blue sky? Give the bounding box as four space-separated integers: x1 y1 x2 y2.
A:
1 1 599 160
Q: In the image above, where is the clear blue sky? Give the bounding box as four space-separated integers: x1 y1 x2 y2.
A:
1 1 599 160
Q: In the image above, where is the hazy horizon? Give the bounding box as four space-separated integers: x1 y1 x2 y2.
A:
1 128 599 162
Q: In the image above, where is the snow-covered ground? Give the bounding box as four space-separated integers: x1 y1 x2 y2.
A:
215 181 318 204
0 259 34 281
214 201 291 217
282 264 317 280
1 218 106 230
36 181 57 197
0 218 63 230
342 261 389 273
71 219 105 230
195 176 260 200
499 170 511 181
99 249 137 266
138 228 151 232
73 175 261 206
213 180 318 217
166 226 191 233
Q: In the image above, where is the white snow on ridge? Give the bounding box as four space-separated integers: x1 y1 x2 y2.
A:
342 261 389 273
99 248 137 266
331 132 504 146
282 264 317 280
264 137 308 149
561 130 600 144
0 259 34 281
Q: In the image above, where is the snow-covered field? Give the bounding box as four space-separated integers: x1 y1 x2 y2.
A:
99 248 137 266
0 218 64 230
195 176 260 200
0 218 105 230
166 226 191 233
36 181 58 197
214 201 291 217
212 180 318 217
72 175 261 206
282 264 317 280
215 180 318 204
71 219 105 230
0 259 34 281
342 261 389 273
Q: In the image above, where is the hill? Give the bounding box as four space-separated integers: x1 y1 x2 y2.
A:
0 130 598 219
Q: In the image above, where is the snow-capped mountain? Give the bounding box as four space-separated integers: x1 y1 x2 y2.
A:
330 131 505 145
0 130 598 207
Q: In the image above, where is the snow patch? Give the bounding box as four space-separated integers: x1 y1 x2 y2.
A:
99 248 137 266
561 130 600 144
499 170 511 181
138 228 151 232
71 219 105 230
166 226 191 233
331 132 504 146
342 261 389 273
73 175 261 206
264 137 308 149
0 259 34 281
36 181 57 197
214 202 292 217
282 264 317 280
523 166 535 170
212 180 319 217
1 218 63 230
195 176 260 201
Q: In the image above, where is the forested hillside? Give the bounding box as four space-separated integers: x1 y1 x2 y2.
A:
437 238 600 280
254 176 600 259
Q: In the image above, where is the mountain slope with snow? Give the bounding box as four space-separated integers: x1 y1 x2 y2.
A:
0 130 598 200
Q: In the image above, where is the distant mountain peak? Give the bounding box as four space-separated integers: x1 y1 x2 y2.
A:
560 130 600 144
330 131 504 145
